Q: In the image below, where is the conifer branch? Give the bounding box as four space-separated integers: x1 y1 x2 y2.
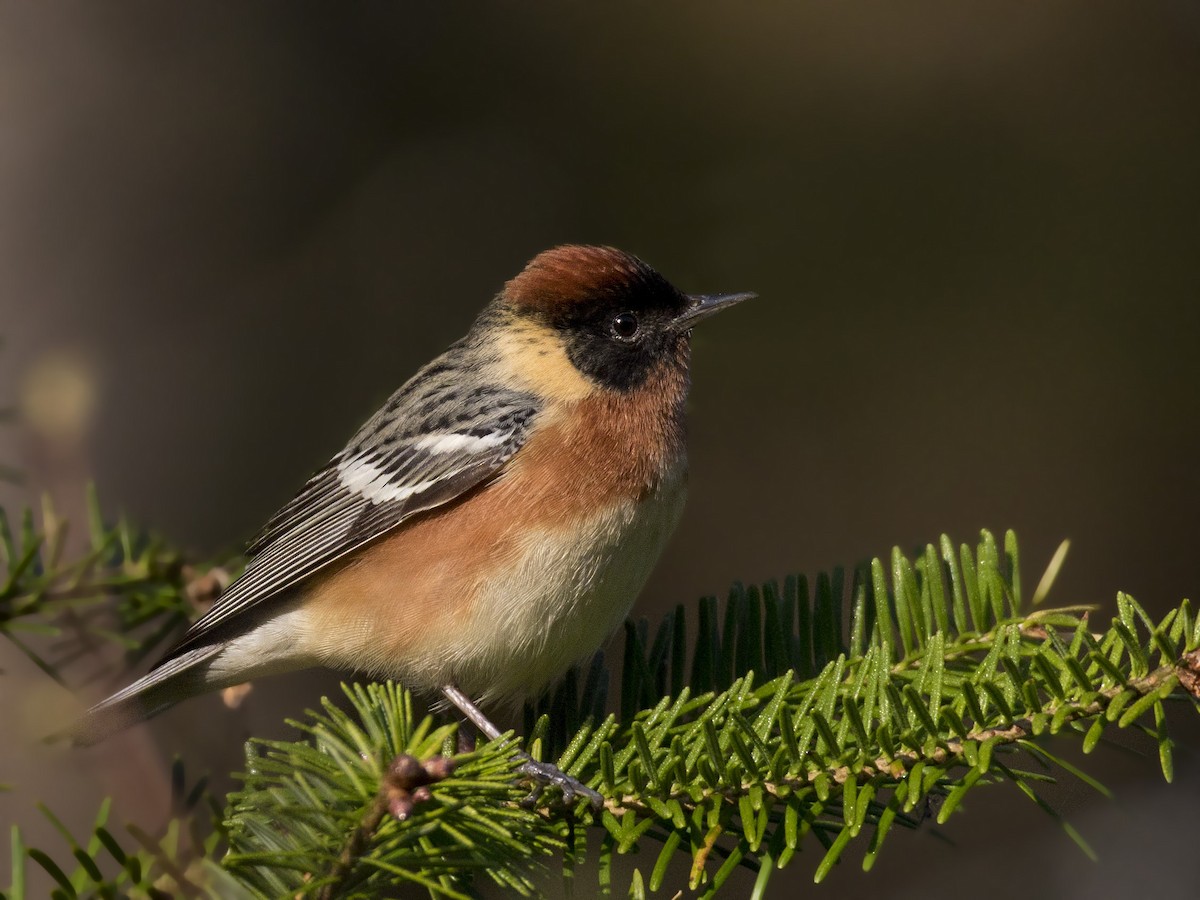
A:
0 487 235 680
3 493 1199 898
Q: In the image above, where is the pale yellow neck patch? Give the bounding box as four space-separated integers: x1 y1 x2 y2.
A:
492 319 596 403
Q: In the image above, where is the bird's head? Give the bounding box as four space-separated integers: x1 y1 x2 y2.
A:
496 245 753 397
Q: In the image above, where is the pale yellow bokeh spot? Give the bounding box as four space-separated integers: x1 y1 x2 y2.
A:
20 351 97 445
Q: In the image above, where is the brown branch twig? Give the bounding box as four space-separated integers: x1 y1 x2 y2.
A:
317 753 455 900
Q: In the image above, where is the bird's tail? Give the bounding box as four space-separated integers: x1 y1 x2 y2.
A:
69 644 226 746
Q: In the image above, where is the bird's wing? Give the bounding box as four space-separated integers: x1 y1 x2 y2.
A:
156 381 541 665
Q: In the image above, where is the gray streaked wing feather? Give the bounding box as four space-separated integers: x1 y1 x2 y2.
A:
156 379 539 665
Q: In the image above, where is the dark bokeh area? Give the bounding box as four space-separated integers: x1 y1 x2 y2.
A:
2 2 1199 896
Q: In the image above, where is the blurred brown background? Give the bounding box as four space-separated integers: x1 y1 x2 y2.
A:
2 2 1198 897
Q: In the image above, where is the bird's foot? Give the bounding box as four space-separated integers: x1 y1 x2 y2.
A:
516 754 603 810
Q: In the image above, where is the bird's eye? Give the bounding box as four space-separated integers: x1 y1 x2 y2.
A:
611 312 640 340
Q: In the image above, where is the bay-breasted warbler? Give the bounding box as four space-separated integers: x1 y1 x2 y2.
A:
76 245 753 804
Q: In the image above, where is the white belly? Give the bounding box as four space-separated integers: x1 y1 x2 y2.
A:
440 467 687 702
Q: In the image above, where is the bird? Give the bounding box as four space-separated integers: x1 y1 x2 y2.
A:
74 244 753 804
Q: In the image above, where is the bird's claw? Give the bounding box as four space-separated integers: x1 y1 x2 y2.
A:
517 755 603 810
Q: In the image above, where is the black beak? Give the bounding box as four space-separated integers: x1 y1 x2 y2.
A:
673 292 756 331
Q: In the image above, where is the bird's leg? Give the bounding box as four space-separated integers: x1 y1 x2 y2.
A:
440 684 603 809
